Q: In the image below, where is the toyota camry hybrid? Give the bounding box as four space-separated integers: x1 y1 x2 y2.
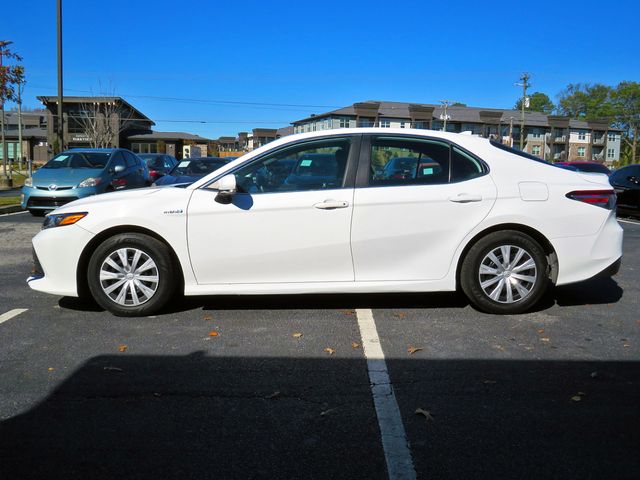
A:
27 128 623 317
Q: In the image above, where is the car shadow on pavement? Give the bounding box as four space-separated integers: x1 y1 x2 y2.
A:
1 353 638 480
57 276 624 316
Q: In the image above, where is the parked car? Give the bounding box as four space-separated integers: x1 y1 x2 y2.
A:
138 153 178 181
609 164 640 216
554 161 612 175
21 148 150 216
153 157 229 186
28 129 622 317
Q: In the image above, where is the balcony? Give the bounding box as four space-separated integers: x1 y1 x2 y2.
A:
593 136 605 145
593 152 605 161
554 135 566 143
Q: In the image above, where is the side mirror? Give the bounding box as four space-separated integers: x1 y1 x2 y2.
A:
214 174 237 204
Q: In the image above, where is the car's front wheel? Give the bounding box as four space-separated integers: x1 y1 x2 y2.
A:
460 231 549 314
87 233 176 316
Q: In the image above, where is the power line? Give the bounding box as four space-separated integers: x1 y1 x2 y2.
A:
26 84 343 110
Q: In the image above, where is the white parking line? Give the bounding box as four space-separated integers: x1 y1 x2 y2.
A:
356 308 417 480
618 218 640 225
0 308 28 325
0 210 27 217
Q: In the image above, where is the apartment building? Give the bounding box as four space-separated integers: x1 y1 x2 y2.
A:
291 101 622 164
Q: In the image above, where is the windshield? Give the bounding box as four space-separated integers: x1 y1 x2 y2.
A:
490 141 550 164
42 152 110 169
171 158 227 176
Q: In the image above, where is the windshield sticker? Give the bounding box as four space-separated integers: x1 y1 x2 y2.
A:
300 159 313 167
53 155 69 161
178 161 191 168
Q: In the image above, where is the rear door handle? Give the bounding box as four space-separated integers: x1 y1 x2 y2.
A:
449 193 483 203
313 199 350 210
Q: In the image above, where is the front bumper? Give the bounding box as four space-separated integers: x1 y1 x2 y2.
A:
27 223 95 297
21 185 100 211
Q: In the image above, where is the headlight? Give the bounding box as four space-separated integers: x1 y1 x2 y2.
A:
43 212 88 229
24 178 33 187
78 177 101 188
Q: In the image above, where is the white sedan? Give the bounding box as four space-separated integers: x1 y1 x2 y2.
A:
28 128 623 316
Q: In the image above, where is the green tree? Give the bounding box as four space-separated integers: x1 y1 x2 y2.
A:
612 81 640 165
514 92 555 114
0 40 24 179
452 102 467 107
557 83 615 120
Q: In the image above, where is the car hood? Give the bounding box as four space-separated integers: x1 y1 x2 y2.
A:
32 168 104 187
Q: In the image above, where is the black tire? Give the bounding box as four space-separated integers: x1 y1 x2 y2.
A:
87 233 176 317
29 209 45 217
460 230 549 314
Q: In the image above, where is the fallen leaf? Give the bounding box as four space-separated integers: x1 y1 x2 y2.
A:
492 344 505 351
540 337 550 343
482 380 497 384
265 391 280 399
537 328 545 334
208 331 219 337
394 312 407 319
103 366 123 372
590 371 598 378
203 314 213 321
118 345 127 352
340 309 355 316
407 346 423 355
623 343 631 348
571 395 582 402
324 347 335 355
292 332 303 338
153 392 162 397
351 342 361 349
415 408 434 422
320 406 338 416
47 367 55 372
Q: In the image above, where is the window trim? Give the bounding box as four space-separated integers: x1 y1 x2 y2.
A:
200 134 362 194
356 134 489 189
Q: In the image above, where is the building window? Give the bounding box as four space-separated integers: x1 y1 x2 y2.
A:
577 147 586 157
608 133 616 142
379 120 390 128
532 145 541 156
532 129 541 138
339 117 351 128
131 142 157 154
358 118 374 127
578 131 586 141
607 148 615 159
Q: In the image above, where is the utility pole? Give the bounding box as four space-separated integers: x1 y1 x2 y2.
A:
17 77 23 172
57 0 64 152
515 73 531 150
0 45 6 178
439 100 452 131
509 117 514 147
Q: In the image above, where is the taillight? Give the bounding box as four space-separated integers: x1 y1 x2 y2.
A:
566 190 616 210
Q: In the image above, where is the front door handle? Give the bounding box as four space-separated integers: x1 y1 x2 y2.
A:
449 193 483 203
313 199 349 210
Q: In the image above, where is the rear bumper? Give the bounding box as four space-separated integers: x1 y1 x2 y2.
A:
594 256 621 278
552 214 624 286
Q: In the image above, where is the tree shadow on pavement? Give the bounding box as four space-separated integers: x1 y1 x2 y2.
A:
0 353 638 479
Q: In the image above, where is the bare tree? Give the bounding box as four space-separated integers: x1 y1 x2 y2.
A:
0 40 24 180
74 98 135 148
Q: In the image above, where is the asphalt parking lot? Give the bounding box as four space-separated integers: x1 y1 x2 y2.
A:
1 211 639 480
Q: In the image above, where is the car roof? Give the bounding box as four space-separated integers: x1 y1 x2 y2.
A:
66 148 118 152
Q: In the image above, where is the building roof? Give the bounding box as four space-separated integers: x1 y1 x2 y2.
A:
127 131 212 142
292 100 622 131
37 96 155 126
276 126 294 137
3 127 48 140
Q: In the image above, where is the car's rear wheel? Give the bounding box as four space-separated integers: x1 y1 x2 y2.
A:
87 233 176 317
460 231 549 314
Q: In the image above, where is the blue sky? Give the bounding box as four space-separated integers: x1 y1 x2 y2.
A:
4 0 639 138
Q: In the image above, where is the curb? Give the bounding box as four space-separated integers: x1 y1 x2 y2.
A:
0 205 24 215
